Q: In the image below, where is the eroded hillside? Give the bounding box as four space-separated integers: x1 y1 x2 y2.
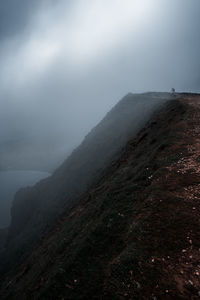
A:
1 94 200 299
0 93 169 277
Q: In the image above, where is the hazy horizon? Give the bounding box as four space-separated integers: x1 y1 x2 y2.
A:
0 0 200 169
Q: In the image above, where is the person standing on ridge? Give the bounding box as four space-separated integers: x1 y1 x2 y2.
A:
171 88 176 98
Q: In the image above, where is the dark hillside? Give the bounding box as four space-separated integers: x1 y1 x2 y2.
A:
0 93 170 276
0 229 8 252
1 95 200 299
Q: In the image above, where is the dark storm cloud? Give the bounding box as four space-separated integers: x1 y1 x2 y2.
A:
0 0 200 170
0 0 40 39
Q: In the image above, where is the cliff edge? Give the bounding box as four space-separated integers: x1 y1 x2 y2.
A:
1 94 200 299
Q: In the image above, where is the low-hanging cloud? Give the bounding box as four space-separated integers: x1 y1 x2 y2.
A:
0 0 200 169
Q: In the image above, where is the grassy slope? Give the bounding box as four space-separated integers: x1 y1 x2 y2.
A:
0 93 169 276
1 96 200 299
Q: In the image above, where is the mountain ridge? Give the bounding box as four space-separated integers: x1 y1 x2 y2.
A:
1 94 200 299
0 92 171 277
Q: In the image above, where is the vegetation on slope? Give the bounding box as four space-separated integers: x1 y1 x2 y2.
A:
1 95 199 299
0 93 170 277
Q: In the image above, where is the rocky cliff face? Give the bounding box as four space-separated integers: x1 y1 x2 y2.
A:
0 94 200 299
0 92 170 276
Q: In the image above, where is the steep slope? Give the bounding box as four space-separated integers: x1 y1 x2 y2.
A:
1 95 200 299
0 229 8 252
0 93 170 276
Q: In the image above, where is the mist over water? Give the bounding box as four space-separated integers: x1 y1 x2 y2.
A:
0 1 200 170
0 2 199 291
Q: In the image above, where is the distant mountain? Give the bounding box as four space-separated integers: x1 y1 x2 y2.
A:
0 92 171 276
1 93 200 299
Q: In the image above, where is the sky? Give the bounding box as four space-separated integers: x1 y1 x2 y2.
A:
0 0 200 165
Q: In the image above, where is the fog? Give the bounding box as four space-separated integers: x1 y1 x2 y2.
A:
0 0 200 171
